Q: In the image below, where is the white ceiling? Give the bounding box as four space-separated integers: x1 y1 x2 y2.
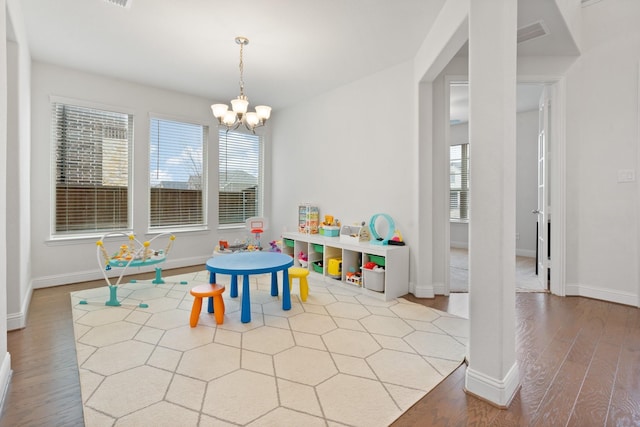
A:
17 0 579 111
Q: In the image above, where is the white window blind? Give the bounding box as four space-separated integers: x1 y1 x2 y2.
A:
450 143 470 221
218 130 263 226
149 118 206 228
52 102 132 235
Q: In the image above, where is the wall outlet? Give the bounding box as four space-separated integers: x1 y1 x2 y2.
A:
617 169 636 183
515 233 520 240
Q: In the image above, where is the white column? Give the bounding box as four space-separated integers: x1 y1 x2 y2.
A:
465 0 520 406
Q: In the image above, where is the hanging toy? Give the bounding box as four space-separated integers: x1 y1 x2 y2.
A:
164 235 176 256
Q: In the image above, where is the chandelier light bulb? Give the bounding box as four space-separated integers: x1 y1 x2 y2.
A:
231 96 249 115
255 105 271 121
245 112 259 128
211 104 229 120
222 110 237 126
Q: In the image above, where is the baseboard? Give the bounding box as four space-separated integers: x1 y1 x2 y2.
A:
451 245 535 259
411 282 435 298
0 353 12 415
515 249 535 258
7 282 33 331
450 242 468 249
432 281 448 295
565 282 638 307
31 255 209 289
465 361 520 408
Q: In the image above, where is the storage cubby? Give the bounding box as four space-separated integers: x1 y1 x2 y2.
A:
343 249 363 287
282 238 295 257
294 240 308 267
281 231 409 301
309 243 323 270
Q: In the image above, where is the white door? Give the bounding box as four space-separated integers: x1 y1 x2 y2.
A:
534 87 550 289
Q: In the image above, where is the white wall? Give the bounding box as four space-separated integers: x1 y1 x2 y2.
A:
28 63 250 288
562 0 640 304
270 62 418 285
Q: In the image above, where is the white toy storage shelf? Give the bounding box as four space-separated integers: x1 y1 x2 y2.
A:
281 231 409 301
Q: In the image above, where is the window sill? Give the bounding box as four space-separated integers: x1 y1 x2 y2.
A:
47 226 211 245
450 219 469 224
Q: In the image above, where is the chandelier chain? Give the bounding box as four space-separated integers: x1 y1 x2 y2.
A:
238 42 245 97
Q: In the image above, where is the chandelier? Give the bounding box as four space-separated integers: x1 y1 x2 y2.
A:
211 36 271 133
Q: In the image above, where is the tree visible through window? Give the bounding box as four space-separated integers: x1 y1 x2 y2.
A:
149 118 206 229
450 143 469 221
52 102 132 234
218 130 263 226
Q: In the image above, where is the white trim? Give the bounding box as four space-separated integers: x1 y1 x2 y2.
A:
432 281 448 296
450 241 468 249
566 282 638 307
6 283 32 331
412 282 435 298
516 248 536 258
637 60 640 308
30 255 209 289
465 361 520 407
0 353 12 414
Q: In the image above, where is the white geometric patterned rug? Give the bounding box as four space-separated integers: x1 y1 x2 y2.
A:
71 271 468 426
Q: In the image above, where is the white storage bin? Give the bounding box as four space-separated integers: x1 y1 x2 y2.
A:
363 268 385 292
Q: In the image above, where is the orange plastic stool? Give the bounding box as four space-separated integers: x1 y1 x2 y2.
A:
288 267 310 302
190 284 225 326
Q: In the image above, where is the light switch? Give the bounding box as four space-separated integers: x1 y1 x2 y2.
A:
617 169 636 183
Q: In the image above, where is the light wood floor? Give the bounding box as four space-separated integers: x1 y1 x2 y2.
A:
1 266 639 426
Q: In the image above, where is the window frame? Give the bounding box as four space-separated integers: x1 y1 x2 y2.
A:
218 129 264 228
450 142 470 222
50 97 134 238
148 115 208 232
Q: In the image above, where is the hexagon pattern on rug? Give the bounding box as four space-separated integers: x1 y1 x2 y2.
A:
71 271 468 426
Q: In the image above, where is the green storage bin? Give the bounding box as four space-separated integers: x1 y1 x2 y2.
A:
312 261 323 273
284 238 294 248
368 254 385 267
312 243 324 253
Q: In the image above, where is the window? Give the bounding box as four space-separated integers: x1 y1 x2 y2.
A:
450 143 470 221
218 129 263 226
52 102 132 235
149 118 206 229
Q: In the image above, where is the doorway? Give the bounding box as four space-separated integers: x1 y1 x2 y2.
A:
447 81 551 293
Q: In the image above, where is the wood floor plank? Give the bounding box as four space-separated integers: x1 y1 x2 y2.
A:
567 341 618 426
606 316 640 426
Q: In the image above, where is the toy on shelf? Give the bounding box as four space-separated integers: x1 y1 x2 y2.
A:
298 251 308 268
269 240 282 252
84 232 178 308
346 267 362 286
369 213 405 246
339 221 371 244
320 214 341 237
298 204 319 234
389 228 405 246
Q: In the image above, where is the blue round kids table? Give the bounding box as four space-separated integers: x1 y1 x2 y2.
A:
206 252 294 323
